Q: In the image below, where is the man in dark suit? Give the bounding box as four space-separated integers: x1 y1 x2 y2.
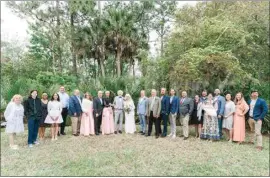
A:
160 88 170 137
179 91 194 140
93 91 104 135
69 89 82 136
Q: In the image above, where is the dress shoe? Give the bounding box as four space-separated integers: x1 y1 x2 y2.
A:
119 131 122 134
139 131 143 134
95 133 99 136
141 132 145 135
184 137 188 140
114 131 117 134
61 132 66 135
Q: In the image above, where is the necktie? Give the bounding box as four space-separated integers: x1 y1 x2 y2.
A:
33 99 37 114
180 98 184 104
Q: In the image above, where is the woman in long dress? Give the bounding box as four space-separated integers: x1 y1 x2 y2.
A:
80 93 95 136
124 94 136 134
44 93 63 141
189 95 202 138
38 92 49 141
222 93 236 142
200 93 220 141
233 92 249 144
4 95 24 150
102 91 114 135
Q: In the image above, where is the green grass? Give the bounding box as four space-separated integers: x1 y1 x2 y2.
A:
1 125 269 176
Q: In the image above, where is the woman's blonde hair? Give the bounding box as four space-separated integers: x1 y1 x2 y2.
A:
12 94 23 102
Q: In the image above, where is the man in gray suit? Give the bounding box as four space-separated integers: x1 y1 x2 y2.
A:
146 89 161 138
179 91 194 140
113 90 124 134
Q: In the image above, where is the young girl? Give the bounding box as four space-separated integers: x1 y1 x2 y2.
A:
45 93 63 141
4 95 25 150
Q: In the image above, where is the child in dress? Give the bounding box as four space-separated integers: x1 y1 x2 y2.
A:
45 93 63 141
4 95 25 150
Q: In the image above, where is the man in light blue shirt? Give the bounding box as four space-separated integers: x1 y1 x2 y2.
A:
58 86 70 135
137 90 148 135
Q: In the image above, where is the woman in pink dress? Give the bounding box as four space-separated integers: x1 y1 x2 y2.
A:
102 91 114 135
233 92 249 144
80 93 95 136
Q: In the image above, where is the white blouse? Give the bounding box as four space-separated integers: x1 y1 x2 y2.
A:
47 101 62 117
81 99 93 113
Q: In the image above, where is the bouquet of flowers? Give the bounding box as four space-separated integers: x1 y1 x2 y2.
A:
124 104 132 114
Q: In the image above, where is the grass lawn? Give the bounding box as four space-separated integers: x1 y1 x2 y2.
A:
1 125 269 176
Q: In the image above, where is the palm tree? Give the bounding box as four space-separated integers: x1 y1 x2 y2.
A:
103 3 148 77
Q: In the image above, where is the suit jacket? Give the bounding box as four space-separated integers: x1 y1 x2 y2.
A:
147 96 161 117
248 98 268 121
179 97 194 116
113 96 124 111
161 95 170 115
68 95 82 116
169 96 179 114
93 97 104 116
214 95 225 116
137 97 148 115
24 97 42 119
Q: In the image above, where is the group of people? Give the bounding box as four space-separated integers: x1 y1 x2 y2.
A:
4 86 268 151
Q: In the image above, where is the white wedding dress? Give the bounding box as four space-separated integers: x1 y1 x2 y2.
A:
124 102 136 134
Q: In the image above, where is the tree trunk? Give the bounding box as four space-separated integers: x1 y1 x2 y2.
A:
100 59 105 77
70 12 77 78
116 47 122 77
56 0 62 72
133 61 135 77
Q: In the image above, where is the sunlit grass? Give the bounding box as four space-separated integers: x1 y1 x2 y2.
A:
1 125 269 176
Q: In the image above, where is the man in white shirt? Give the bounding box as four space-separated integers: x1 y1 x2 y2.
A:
58 86 70 135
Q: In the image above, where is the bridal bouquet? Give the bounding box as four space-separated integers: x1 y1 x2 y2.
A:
124 104 132 114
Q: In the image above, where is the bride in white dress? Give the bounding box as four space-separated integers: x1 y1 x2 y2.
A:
124 94 136 134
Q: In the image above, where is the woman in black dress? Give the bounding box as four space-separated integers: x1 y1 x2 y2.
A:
189 95 203 138
39 92 49 140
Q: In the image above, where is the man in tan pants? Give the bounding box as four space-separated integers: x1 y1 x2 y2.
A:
179 91 194 140
247 90 268 151
69 89 82 136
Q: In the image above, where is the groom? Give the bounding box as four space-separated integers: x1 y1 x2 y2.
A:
113 90 124 134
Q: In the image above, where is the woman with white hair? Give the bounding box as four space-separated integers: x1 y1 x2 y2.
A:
102 91 114 135
124 94 136 134
4 94 25 150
